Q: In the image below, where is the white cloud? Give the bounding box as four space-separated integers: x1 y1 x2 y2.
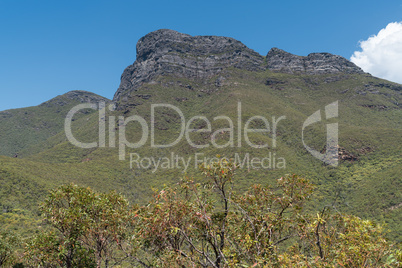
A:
351 22 402 84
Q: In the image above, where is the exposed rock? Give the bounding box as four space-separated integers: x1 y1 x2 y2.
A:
265 77 285 86
40 90 110 107
266 48 364 75
387 202 402 211
0 111 13 119
361 104 388 110
369 81 402 92
266 48 305 73
321 145 359 162
114 29 264 101
215 76 226 87
63 90 109 103
265 77 286 90
338 146 358 161
175 97 189 102
114 30 367 103
135 94 151 100
324 74 350 83
357 146 374 154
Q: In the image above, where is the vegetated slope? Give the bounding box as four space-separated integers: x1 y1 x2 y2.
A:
0 29 401 242
0 90 110 157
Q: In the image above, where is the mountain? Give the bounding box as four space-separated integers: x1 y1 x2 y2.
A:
0 29 401 241
114 29 364 108
0 90 109 157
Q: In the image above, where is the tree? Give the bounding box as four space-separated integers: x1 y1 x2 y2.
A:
25 230 94 268
23 159 401 267
136 158 314 267
79 189 133 268
0 230 20 267
135 157 400 267
35 184 95 268
25 184 133 268
292 212 402 267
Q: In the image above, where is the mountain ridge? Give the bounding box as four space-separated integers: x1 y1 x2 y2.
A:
114 29 365 102
266 47 365 74
0 90 109 157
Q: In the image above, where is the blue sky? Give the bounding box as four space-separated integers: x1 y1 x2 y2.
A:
1 0 401 110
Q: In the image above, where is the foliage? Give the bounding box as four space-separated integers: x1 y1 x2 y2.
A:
287 212 401 267
133 158 400 267
0 160 395 267
25 230 95 268
24 184 133 268
0 230 20 267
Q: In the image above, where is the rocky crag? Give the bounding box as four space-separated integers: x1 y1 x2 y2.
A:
266 47 365 75
114 29 365 101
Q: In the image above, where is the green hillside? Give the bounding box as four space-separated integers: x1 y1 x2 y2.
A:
0 90 110 157
1 68 401 243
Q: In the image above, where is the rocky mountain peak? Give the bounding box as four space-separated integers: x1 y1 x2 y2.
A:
114 30 365 101
114 29 264 100
266 47 364 75
135 29 262 61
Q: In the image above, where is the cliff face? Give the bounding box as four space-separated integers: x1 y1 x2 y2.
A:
114 29 264 100
266 48 364 74
114 29 365 101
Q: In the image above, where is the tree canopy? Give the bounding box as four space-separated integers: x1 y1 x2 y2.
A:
1 157 400 267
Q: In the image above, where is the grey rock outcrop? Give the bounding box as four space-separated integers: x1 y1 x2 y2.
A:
40 90 110 108
114 30 365 101
114 29 264 100
266 48 364 74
